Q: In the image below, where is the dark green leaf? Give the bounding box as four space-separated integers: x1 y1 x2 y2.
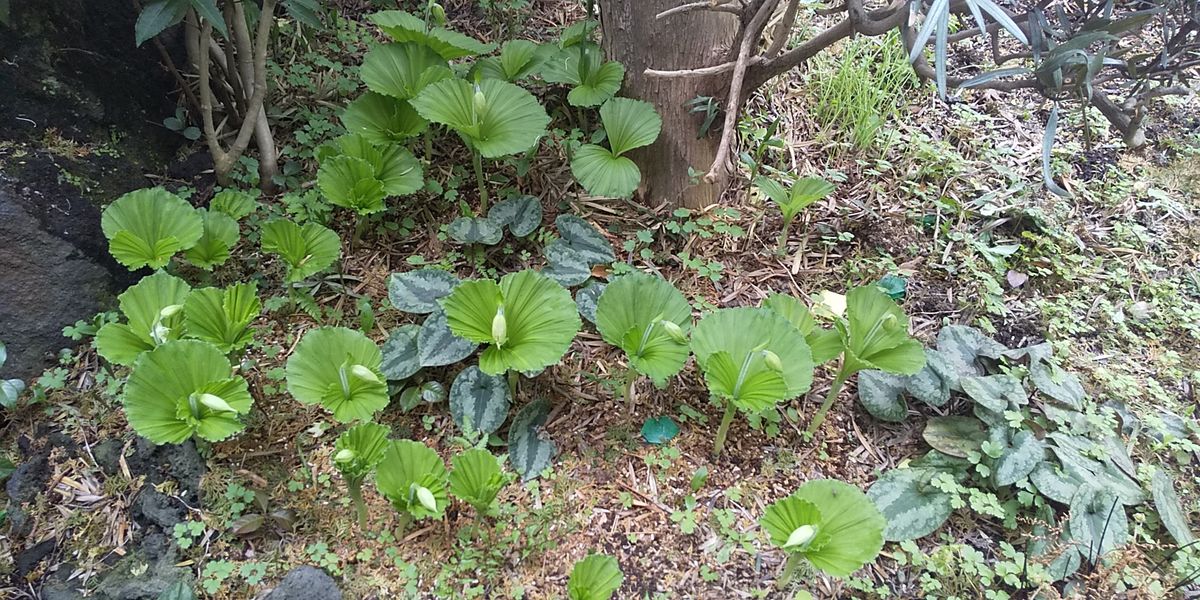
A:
868 468 955 541
1150 469 1195 545
417 311 478 367
189 0 228 38
135 0 189 47
387 268 460 314
856 370 909 422
508 399 555 481
380 324 421 381
449 366 511 435
923 416 984 458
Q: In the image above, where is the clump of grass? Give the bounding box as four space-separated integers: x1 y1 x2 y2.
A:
809 30 917 153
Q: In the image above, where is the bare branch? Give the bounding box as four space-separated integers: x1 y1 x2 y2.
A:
646 57 764 78
765 0 801 59
656 0 742 20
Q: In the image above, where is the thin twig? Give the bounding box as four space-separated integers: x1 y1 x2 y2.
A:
765 0 801 58
656 0 742 20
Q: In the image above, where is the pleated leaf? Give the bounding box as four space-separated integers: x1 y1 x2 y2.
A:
182 282 260 353
473 39 545 82
318 155 387 214
341 92 428 144
600 98 661 157
691 307 814 402
761 479 886 578
842 286 925 376
209 189 259 221
101 187 203 270
449 448 506 513
260 219 341 283
361 41 452 100
411 78 550 158
375 439 449 520
595 271 691 386
285 327 388 423
369 10 495 60
334 422 391 484
184 208 239 270
571 145 640 199
95 271 192 366
567 553 624 600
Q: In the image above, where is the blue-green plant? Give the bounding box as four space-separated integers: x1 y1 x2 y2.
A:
285 327 388 423
594 271 691 406
760 479 886 584
123 340 253 444
100 187 203 270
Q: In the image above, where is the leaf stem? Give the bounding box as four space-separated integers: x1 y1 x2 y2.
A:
472 149 489 212
777 552 804 588
347 479 367 529
805 363 852 438
508 370 519 399
712 400 737 457
777 218 792 254
623 367 639 412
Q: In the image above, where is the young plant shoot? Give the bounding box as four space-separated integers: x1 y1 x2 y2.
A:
690 307 814 456
285 327 389 423
753 175 835 253
376 439 450 531
759 479 886 586
334 422 391 528
448 447 507 516
594 271 691 407
805 285 925 436
567 553 624 600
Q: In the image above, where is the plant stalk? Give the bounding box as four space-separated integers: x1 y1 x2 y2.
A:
348 479 368 529
805 364 852 437
778 552 804 589
472 150 489 211
777 218 792 254
712 401 737 457
423 129 433 162
623 367 639 411
508 370 519 399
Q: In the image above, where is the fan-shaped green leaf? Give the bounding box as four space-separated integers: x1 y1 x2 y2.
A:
184 208 239 270
760 480 886 578
361 41 452 100
334 422 391 484
369 10 495 60
762 293 845 363
449 365 511 434
448 216 504 245
509 398 554 481
411 78 550 158
260 219 341 282
380 324 421 381
568 553 623 600
416 310 479 367
449 448 506 513
322 134 424 199
375 439 449 520
124 340 252 444
842 286 925 375
691 307 814 403
440 270 580 375
342 92 428 144
183 282 259 353
600 98 661 157
542 45 624 107
571 145 640 199
101 187 203 270
388 268 461 314
473 39 545 82
595 271 691 386
868 468 955 541
574 281 606 324
209 189 259 221
487 195 542 237
285 326 388 423
95 271 192 366
319 155 386 214
558 21 598 48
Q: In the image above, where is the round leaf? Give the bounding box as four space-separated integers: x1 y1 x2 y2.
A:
341 92 428 144
388 269 461 314
411 78 550 158
599 97 661 156
101 187 203 270
361 41 451 100
449 365 511 435
285 327 388 423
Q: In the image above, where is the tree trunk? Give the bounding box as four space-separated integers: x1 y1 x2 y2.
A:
600 1 738 209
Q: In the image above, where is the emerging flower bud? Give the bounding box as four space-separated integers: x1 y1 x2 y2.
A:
660 320 687 344
473 86 487 116
762 350 784 373
350 364 381 384
334 449 355 463
196 393 237 413
415 485 437 512
430 2 446 26
880 313 899 331
492 306 508 346
159 304 184 318
784 524 817 549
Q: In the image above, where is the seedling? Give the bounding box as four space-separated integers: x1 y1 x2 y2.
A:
285 327 389 423
594 271 691 407
375 439 450 531
753 175 835 254
334 422 391 528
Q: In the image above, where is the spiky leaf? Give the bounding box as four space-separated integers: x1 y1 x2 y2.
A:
124 340 252 443
574 281 606 324
923 416 984 458
550 215 614 265
285 327 388 423
449 365 511 434
960 373 1026 412
101 187 203 270
994 429 1044 486
903 349 953 407
1150 469 1195 545
935 325 1006 386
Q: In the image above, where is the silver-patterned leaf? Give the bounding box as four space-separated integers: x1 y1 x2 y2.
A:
923 416 984 458
936 325 1006 385
448 216 504 245
449 365 511 434
868 468 955 541
1049 433 1144 505
1069 483 1128 563
1029 461 1082 504
419 380 446 403
857 370 909 422
994 429 1044 486
387 268 460 314
1029 361 1086 409
542 248 592 287
960 374 1026 412
1047 545 1082 582
552 214 614 264
417 310 479 367
574 281 606 325
488 195 542 237
381 324 422 380
1150 468 1195 545
903 349 953 407
508 398 555 481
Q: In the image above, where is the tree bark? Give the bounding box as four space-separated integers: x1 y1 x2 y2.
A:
600 1 738 209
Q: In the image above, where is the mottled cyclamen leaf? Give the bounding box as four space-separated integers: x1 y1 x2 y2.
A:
1050 434 1144 505
574 281 606 324
994 429 1045 486
1029 361 1086 409
1069 483 1128 563
868 469 955 541
552 215 614 265
960 374 1026 412
856 370 908 422
542 249 592 287
488 195 542 237
448 216 503 245
923 416 984 458
509 398 555 481
387 268 460 314
1151 469 1195 545
1030 461 1081 504
417 310 478 367
381 324 421 380
903 349 953 407
449 365 511 435
935 325 1006 384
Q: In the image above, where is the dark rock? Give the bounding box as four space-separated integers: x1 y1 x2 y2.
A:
265 566 343 600
5 453 50 504
94 546 192 600
133 486 186 531
8 506 32 538
123 438 206 505
14 537 56 577
93 438 123 477
40 582 86 600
